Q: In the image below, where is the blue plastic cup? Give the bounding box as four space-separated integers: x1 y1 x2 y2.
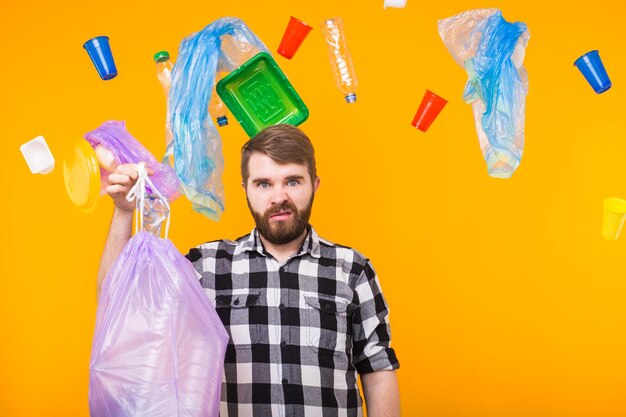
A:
83 36 118 80
574 50 611 94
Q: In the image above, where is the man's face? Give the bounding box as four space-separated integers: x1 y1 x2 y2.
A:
244 152 320 245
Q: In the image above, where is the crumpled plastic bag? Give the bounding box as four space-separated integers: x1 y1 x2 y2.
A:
438 9 530 178
85 120 180 200
89 165 228 417
168 17 268 220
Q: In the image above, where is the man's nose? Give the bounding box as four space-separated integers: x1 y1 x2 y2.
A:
269 185 289 204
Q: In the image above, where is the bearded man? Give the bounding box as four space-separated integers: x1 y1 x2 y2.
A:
98 124 400 417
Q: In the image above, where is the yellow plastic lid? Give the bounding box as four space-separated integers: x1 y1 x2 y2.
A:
63 138 101 213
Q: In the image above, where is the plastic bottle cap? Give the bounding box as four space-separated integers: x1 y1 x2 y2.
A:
63 138 101 213
345 93 357 104
217 116 229 126
154 51 170 63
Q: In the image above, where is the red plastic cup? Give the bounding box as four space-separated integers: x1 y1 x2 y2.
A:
277 16 313 59
412 90 448 132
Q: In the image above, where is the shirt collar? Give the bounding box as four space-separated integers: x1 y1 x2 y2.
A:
239 225 321 259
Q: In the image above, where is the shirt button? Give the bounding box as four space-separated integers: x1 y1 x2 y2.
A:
279 303 285 310
279 267 285 273
323 303 331 310
282 379 289 385
281 340 287 347
233 298 240 306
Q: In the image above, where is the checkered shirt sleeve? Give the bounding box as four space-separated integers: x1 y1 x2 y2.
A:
350 259 399 374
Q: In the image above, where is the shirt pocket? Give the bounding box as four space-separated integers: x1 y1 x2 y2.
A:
215 291 261 349
304 295 349 356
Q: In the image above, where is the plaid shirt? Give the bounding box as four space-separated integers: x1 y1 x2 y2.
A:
186 226 399 417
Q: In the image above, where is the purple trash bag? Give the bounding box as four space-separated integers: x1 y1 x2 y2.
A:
85 120 181 200
89 165 227 417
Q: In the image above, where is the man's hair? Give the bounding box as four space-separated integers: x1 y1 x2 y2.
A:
241 124 317 184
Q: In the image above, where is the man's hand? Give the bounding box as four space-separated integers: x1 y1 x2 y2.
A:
105 164 153 213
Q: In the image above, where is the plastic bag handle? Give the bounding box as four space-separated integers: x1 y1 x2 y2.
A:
126 162 171 238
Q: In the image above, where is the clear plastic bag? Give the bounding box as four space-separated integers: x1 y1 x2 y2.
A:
89 165 228 417
85 120 180 200
168 17 268 220
438 9 530 178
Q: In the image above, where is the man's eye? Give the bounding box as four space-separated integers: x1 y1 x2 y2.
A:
287 180 299 186
259 182 270 188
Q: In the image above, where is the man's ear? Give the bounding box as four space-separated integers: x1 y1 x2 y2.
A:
313 176 320 192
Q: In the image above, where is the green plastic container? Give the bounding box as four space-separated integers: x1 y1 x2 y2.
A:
216 52 309 138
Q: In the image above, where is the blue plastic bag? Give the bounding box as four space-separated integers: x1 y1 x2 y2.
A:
168 17 268 219
89 166 228 417
438 9 530 178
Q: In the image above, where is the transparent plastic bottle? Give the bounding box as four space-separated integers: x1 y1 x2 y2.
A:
154 51 174 96
321 17 358 103
154 50 175 165
154 50 228 133
209 73 228 127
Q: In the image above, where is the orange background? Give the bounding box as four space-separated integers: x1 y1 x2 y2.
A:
2 0 626 416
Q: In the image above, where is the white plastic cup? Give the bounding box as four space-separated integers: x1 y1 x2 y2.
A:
20 136 55 174
384 0 407 8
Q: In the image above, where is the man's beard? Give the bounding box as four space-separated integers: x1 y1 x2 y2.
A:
248 194 314 245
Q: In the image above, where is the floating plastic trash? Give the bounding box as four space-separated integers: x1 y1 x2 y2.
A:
321 17 359 103
209 72 229 127
438 9 530 178
601 197 626 240
412 90 448 132
63 138 101 213
21 136 55 174
384 0 407 8
277 16 313 59
216 52 309 138
168 17 269 220
574 50 612 94
83 36 118 80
